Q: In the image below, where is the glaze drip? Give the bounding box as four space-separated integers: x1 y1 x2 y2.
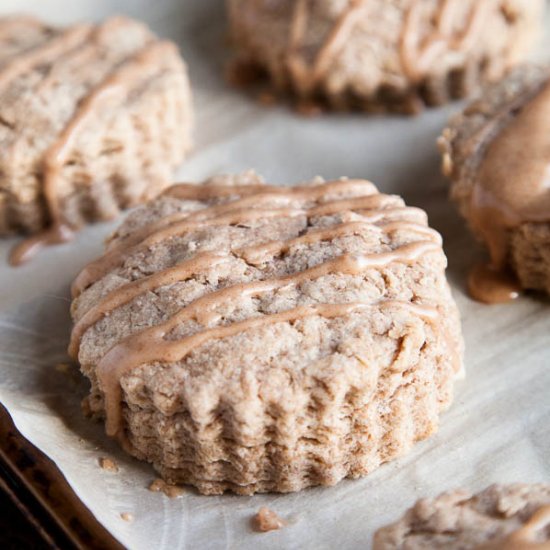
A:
400 0 489 82
282 0 488 97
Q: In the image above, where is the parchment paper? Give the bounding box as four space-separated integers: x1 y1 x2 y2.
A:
0 2 549 549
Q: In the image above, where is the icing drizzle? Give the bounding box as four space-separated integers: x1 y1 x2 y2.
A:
70 179 459 442
1 17 180 265
280 0 489 98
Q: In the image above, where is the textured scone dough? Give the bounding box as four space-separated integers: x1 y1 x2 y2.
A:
438 65 550 294
70 173 463 495
226 0 543 113
374 483 550 549
0 15 192 235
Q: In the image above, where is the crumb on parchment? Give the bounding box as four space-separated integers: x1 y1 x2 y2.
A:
253 507 286 532
148 478 185 498
98 457 119 472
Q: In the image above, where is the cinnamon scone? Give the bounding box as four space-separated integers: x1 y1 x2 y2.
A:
438 65 550 303
226 0 543 113
374 483 550 549
69 172 463 495
0 15 192 263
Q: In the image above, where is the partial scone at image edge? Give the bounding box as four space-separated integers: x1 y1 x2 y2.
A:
438 63 550 302
0 14 193 262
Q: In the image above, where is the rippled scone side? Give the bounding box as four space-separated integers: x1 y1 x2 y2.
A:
374 483 550 549
226 0 543 113
70 173 463 495
438 65 550 299
0 15 192 236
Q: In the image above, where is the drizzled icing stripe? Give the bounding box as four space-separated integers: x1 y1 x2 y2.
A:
286 0 368 96
0 22 93 89
71 179 392 296
69 221 441 357
400 0 489 82
280 0 489 97
98 300 440 439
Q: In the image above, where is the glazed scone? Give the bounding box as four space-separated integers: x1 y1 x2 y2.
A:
438 65 550 303
69 172 463 495
226 0 543 113
373 483 550 549
0 15 192 262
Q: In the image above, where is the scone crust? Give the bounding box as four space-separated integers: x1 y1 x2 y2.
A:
226 0 543 113
374 483 550 549
70 173 463 495
438 64 550 294
0 15 192 235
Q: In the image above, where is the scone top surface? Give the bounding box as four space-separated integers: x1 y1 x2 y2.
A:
374 483 550 549
70 173 463 495
438 65 550 301
227 0 543 111
0 15 192 250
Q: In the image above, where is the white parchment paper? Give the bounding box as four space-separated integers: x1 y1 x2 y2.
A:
0 2 549 549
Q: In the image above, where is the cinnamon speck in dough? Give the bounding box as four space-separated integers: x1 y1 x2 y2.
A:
148 478 185 498
253 507 286 532
98 457 119 473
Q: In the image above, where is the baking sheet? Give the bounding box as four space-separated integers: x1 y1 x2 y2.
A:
0 1 549 549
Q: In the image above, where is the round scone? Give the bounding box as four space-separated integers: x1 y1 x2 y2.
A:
0 15 192 262
373 483 550 549
226 0 543 113
69 173 463 495
438 65 550 303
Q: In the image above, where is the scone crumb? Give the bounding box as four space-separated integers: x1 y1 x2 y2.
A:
148 478 185 498
120 512 134 522
98 457 119 473
253 507 286 532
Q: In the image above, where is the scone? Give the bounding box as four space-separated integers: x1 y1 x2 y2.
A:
69 172 463 495
226 0 543 113
374 483 550 549
438 65 550 303
0 15 192 263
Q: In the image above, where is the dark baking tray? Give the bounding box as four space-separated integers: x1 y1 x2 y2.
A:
0 403 124 550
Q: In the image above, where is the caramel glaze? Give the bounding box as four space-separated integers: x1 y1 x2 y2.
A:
282 0 488 99
400 0 489 83
286 0 369 97
475 505 550 550
70 180 458 443
5 17 180 265
468 263 521 305
466 78 550 303
71 178 411 296
69 221 441 357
